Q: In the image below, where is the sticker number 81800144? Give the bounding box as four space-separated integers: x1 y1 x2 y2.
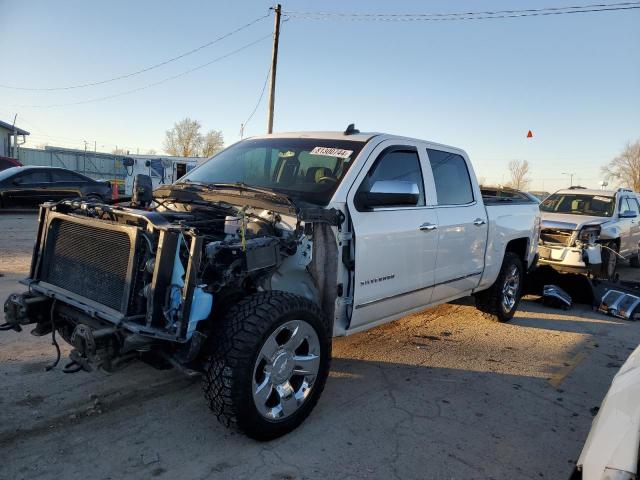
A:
309 147 353 159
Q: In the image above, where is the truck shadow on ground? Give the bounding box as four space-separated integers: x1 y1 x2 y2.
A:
3 300 636 479
2 352 599 480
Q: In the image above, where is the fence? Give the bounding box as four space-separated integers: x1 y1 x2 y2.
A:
17 147 128 190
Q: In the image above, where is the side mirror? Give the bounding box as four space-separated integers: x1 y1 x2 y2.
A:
132 174 153 207
620 210 638 219
355 180 420 210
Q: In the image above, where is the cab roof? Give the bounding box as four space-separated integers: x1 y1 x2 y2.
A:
251 130 379 143
249 130 465 154
553 188 635 197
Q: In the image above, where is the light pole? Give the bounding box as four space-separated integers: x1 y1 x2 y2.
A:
562 172 575 187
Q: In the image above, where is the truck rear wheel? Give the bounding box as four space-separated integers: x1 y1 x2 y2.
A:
474 252 524 322
201 291 331 440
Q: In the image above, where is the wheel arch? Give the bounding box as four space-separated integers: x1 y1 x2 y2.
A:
505 237 529 267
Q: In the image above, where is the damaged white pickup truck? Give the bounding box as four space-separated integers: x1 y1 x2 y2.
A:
2 128 540 439
539 187 640 278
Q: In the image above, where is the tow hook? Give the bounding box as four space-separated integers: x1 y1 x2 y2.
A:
64 324 117 374
1 293 50 332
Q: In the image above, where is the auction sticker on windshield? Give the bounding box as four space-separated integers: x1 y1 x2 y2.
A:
309 147 353 159
593 196 612 202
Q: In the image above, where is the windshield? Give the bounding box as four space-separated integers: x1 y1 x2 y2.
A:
540 193 615 217
0 167 21 182
178 138 366 205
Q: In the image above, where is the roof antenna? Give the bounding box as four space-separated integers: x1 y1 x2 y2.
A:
344 123 359 135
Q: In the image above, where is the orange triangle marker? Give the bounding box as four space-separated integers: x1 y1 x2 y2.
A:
527 130 533 138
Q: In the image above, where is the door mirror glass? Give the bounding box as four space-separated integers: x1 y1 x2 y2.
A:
355 180 420 210
620 210 637 218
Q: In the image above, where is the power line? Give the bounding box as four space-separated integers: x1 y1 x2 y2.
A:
242 64 271 135
9 34 272 109
0 12 271 91
283 2 640 21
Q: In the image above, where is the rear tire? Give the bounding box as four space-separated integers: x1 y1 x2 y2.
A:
474 252 524 323
201 291 331 440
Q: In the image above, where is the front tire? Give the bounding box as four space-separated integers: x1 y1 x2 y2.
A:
474 252 524 322
600 242 619 279
630 249 640 268
202 291 331 440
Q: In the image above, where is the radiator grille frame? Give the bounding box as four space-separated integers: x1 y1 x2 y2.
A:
35 212 139 317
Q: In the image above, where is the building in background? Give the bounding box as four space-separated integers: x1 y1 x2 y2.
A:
0 118 29 160
124 154 200 194
17 145 202 195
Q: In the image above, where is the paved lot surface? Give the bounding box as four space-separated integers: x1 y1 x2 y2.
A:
1 212 639 480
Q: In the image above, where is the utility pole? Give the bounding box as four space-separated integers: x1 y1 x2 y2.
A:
562 172 575 187
266 4 282 134
11 114 18 158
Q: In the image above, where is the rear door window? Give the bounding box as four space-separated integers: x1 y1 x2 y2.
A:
18 170 50 184
426 149 474 205
51 170 84 182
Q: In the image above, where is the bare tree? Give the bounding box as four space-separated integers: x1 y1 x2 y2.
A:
111 148 128 155
507 160 531 190
163 118 203 157
602 140 640 192
200 130 224 157
146 148 157 155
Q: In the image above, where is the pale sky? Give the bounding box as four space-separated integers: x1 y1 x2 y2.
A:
1 0 638 192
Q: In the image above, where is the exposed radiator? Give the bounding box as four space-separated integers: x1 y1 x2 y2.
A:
41 218 133 311
540 229 574 246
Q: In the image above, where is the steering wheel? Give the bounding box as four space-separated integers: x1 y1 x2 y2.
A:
316 176 337 185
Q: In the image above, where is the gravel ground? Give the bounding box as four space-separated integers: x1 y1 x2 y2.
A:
1 212 639 480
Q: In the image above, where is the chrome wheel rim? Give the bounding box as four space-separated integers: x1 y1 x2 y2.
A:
252 320 321 421
502 265 520 312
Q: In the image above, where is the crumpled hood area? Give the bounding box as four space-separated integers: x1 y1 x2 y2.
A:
540 212 611 231
577 344 640 479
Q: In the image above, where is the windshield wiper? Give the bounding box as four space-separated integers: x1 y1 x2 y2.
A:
210 182 295 206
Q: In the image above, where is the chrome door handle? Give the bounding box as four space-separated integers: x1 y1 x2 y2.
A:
473 218 486 226
419 222 438 231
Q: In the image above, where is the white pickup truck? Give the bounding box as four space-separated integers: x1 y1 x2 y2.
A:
3 127 540 439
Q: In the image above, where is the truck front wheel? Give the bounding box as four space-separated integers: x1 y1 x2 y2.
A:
201 291 331 440
474 252 524 322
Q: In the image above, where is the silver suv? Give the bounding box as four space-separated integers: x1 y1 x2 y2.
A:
538 187 640 277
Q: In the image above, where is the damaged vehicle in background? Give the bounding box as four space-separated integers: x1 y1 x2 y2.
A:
538 187 640 279
2 128 540 439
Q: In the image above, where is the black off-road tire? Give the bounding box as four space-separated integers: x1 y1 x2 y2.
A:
630 249 640 268
474 252 524 323
201 291 331 440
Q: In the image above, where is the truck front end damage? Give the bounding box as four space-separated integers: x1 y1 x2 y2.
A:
2 190 337 374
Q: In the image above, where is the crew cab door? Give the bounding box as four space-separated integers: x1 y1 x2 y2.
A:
346 140 438 331
619 196 640 255
425 148 488 303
